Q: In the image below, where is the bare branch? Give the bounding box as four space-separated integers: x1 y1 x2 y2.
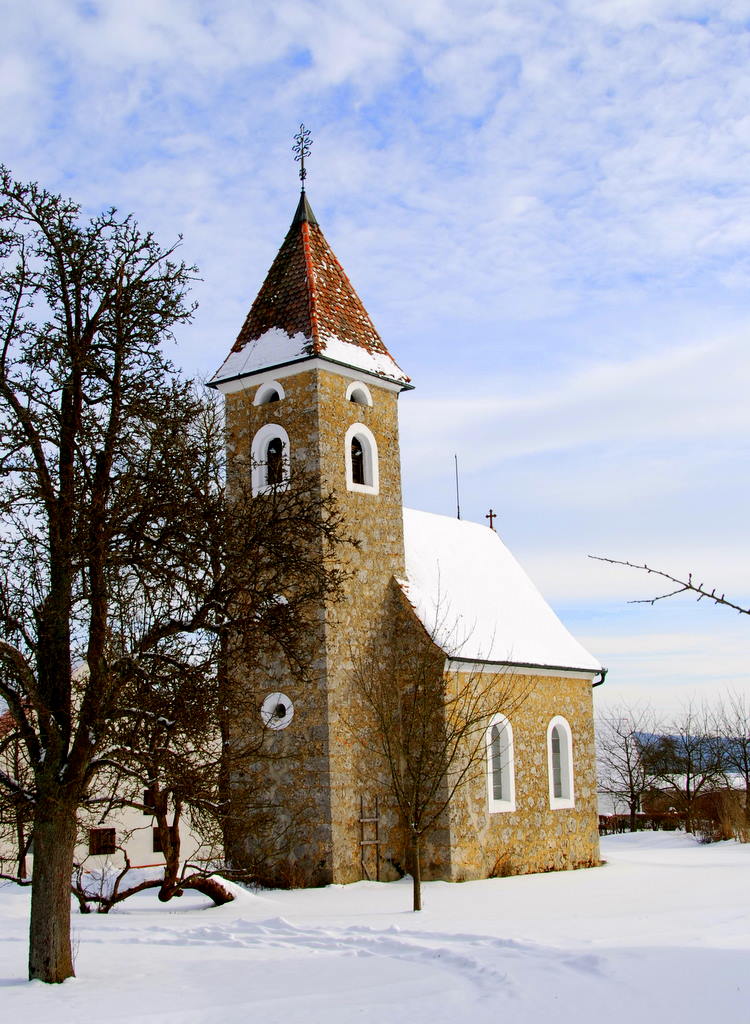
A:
589 556 750 615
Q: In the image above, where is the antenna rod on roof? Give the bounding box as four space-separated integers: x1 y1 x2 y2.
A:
454 454 461 520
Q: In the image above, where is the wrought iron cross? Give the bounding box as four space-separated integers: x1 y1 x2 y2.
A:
293 123 312 189
486 508 498 530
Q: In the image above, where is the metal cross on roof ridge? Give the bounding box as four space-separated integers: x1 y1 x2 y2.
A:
293 123 312 190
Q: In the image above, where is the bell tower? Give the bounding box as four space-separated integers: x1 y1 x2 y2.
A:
209 153 412 884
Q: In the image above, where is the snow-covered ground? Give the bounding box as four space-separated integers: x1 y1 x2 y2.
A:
2 832 748 1023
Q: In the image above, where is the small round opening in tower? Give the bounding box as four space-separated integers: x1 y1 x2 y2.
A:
260 692 295 730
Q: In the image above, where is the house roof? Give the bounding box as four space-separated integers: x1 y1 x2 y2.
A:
0 709 14 737
210 192 410 389
398 508 602 676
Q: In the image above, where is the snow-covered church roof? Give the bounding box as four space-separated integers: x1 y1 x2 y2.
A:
399 508 601 676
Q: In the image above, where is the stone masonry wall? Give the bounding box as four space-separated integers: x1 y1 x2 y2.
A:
224 371 331 884
441 670 601 880
316 368 408 883
224 366 408 885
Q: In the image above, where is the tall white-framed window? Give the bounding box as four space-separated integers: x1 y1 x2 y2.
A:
344 423 379 495
547 715 575 809
486 713 516 813
345 380 373 407
251 423 290 495
254 380 286 406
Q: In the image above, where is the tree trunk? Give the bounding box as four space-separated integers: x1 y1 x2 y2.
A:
411 833 422 912
155 805 182 903
28 800 78 982
629 801 637 832
216 632 233 861
182 874 234 905
16 817 28 880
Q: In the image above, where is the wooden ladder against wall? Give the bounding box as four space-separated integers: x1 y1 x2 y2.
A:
359 794 381 881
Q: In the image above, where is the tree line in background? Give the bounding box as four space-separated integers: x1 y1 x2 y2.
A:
596 694 750 842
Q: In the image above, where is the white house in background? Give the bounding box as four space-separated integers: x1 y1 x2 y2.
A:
0 708 208 878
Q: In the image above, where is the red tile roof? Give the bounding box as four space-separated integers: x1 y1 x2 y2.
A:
230 193 406 377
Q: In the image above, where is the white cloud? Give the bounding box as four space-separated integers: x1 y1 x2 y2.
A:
2 0 749 712
400 327 750 482
587 623 750 717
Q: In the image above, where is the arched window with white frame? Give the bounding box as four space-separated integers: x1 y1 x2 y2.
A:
345 380 373 407
486 713 516 813
547 715 575 809
344 423 379 495
251 423 290 495
254 380 286 406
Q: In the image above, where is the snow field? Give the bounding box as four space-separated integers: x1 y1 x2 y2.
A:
1 832 748 1023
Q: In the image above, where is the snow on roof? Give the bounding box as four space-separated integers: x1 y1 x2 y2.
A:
210 327 409 388
399 508 601 674
210 193 410 390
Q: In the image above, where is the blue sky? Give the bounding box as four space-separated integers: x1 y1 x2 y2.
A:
2 0 749 715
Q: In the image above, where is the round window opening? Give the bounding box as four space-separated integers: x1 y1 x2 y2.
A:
261 691 295 731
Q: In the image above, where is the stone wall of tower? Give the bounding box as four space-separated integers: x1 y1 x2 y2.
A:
224 370 330 885
223 365 409 886
315 369 409 883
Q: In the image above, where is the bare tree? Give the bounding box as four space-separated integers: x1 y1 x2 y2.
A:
596 704 657 831
350 591 530 911
0 167 207 982
715 692 750 833
0 168 348 982
641 704 724 833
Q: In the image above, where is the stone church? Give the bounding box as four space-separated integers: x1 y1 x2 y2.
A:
209 185 604 887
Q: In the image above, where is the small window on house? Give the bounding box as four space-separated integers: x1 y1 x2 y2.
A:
486 714 516 813
143 787 156 816
89 827 116 856
153 826 179 854
547 716 575 809
344 423 379 494
266 437 284 485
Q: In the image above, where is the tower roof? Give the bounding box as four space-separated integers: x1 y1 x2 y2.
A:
210 193 410 389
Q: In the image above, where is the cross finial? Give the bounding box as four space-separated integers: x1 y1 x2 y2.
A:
486 508 498 530
293 123 312 191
